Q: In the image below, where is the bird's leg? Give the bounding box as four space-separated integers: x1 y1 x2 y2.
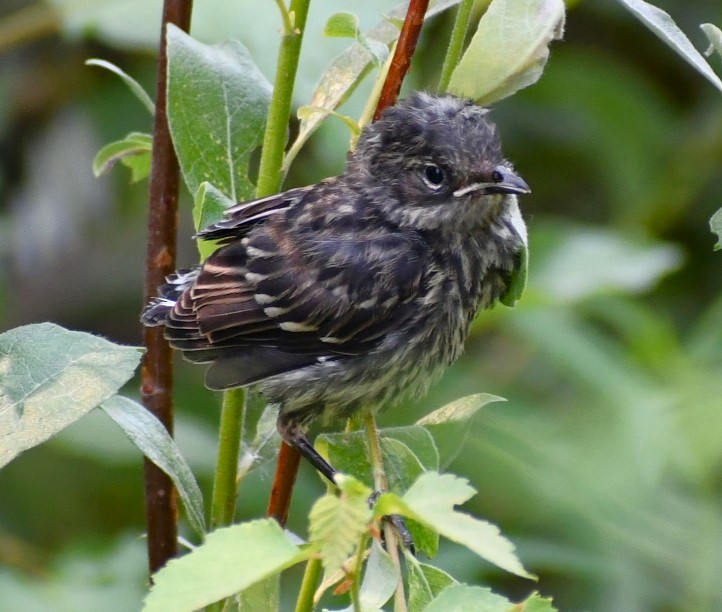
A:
277 416 414 552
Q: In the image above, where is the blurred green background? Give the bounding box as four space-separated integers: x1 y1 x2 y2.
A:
1 0 721 610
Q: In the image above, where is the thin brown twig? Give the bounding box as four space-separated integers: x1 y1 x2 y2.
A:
140 0 194 576
266 441 302 525
374 0 431 119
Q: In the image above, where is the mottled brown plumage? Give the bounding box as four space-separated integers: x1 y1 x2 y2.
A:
142 92 529 481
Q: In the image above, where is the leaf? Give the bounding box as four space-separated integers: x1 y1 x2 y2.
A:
407 555 457 611
283 0 460 172
101 395 206 537
417 394 505 426
501 244 528 307
166 25 272 200
376 473 533 579
0 323 142 469
701 23 722 61
614 0 722 93
143 519 308 612
193 182 236 260
424 585 512 611
308 475 372 573
85 58 155 114
710 207 722 251
92 132 152 179
337 541 397 612
324 12 360 39
447 0 565 104
518 592 558 611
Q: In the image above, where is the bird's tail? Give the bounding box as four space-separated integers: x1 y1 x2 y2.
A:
140 266 200 326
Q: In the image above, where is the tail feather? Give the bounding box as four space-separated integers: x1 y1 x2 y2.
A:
140 266 200 326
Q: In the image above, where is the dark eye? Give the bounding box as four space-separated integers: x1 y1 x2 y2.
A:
491 169 504 183
422 164 446 190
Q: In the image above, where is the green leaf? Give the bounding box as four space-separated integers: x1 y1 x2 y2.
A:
614 0 722 93
324 12 360 39
407 555 457 611
193 182 236 260
92 132 152 179
85 58 155 114
166 25 272 200
283 0 460 172
424 585 512 611
308 474 372 573
0 323 142 469
377 473 533 579
119 149 152 183
519 592 558 611
501 244 528 307
101 396 206 537
417 393 505 426
710 207 722 251
337 541 397 612
143 519 308 612
448 0 565 104
701 24 722 61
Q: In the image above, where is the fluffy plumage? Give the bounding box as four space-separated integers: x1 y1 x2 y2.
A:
141 92 529 480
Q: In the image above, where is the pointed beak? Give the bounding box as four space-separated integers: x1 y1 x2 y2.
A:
453 166 531 198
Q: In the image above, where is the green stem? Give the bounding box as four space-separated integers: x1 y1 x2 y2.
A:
256 0 312 197
363 411 407 612
350 533 370 612
211 388 246 529
437 0 474 93
294 554 323 612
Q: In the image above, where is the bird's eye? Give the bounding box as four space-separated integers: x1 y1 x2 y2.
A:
491 169 505 183
422 164 446 190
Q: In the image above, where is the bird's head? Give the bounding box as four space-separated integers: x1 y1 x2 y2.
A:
351 92 530 232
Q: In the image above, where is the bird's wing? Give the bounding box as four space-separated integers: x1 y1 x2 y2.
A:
164 217 428 388
195 185 315 243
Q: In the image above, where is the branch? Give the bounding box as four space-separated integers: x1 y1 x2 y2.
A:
374 0 430 119
141 0 194 576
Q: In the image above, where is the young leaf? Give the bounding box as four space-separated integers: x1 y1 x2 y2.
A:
324 12 360 39
710 207 722 251
337 541 397 612
92 132 152 179
417 393 505 427
193 182 236 260
144 519 308 612
166 25 272 200
614 0 722 93
424 585 512 611
101 395 206 537
519 592 559 611
376 473 533 579
448 0 565 105
0 323 141 469
308 475 372 574
85 58 155 115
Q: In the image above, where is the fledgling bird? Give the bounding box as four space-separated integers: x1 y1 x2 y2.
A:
141 92 530 482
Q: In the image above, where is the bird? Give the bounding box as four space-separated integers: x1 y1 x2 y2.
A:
141 92 530 484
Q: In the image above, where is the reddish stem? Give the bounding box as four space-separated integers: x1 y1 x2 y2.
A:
374 0 430 119
266 441 302 526
141 0 193 576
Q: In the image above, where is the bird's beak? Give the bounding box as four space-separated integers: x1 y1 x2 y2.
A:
453 167 531 198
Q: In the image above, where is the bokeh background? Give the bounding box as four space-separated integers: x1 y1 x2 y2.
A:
1 1 721 610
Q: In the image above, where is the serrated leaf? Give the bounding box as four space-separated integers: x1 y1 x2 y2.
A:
325 12 360 39
92 132 152 178
85 58 155 114
309 477 372 573
448 0 565 104
0 323 142 469
417 394 505 426
166 25 271 200
701 24 722 61
283 0 459 172
101 395 206 537
144 519 307 612
518 592 558 611
710 207 722 251
614 0 722 93
407 555 457 611
424 585 512 611
377 473 533 579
